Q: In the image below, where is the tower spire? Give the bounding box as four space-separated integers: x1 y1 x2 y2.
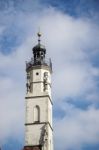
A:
32 31 46 65
37 28 41 44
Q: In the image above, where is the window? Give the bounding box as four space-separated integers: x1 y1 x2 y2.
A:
36 72 39 75
33 105 40 123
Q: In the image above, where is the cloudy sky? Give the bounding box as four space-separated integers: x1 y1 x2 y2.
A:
0 0 99 150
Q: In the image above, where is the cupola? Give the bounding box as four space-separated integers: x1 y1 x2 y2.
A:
32 32 46 65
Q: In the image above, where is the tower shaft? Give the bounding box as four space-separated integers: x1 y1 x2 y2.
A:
24 33 53 150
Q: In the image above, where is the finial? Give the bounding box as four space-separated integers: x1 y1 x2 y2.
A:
37 27 41 44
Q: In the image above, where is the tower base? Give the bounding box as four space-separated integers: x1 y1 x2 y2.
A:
23 146 42 150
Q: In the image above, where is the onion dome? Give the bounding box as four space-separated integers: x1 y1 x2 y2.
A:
32 32 46 65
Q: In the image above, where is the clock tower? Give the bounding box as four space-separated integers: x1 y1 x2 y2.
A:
23 32 53 150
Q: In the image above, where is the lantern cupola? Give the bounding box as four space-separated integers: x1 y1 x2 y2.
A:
32 32 46 65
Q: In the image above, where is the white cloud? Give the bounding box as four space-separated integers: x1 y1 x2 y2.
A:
54 104 99 150
37 9 99 100
0 76 24 144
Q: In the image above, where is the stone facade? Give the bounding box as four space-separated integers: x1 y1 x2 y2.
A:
24 33 53 150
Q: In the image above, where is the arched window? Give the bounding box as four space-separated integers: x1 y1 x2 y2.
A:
33 105 40 123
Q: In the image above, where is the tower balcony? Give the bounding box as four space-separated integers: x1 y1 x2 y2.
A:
26 58 52 72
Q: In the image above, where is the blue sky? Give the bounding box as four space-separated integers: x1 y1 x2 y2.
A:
0 0 99 150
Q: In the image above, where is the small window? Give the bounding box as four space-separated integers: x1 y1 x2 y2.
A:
33 105 40 123
36 72 39 75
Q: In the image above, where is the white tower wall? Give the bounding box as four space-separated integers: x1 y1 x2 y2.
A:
25 66 53 150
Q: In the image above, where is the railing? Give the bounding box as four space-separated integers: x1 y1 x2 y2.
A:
26 58 52 71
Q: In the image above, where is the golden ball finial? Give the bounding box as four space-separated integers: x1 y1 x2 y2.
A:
37 32 42 37
37 27 41 44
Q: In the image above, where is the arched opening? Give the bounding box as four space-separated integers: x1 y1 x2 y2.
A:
33 105 40 123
